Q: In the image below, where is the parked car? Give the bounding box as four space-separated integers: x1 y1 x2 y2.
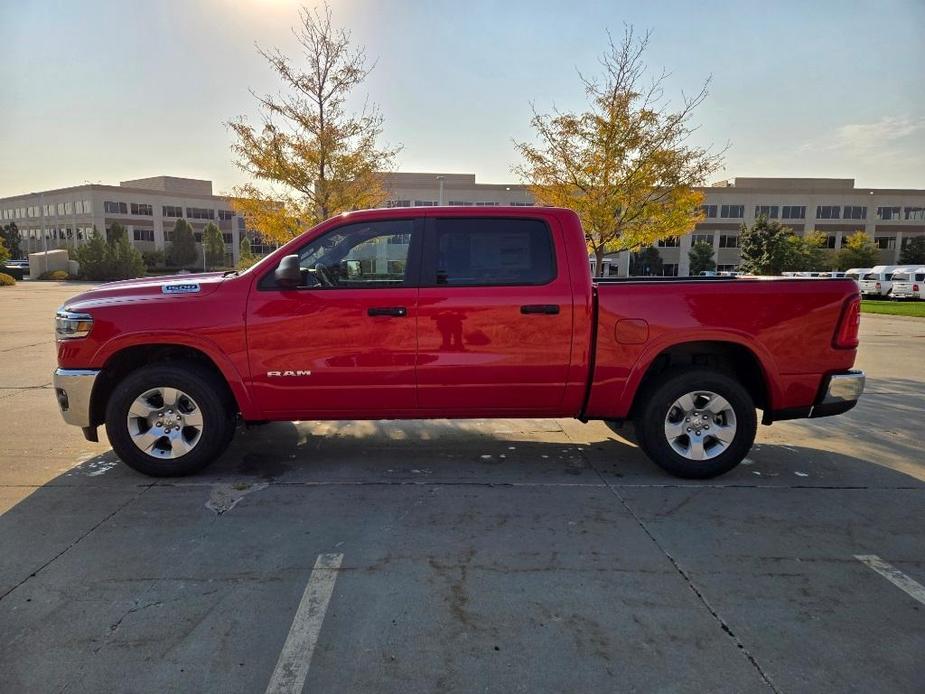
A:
858 266 908 297
844 268 870 283
52 207 864 480
890 267 925 301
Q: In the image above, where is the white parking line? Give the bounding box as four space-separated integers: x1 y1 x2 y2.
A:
855 554 925 606
266 553 344 694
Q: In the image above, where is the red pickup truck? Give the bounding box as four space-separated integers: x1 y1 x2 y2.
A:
53 207 864 479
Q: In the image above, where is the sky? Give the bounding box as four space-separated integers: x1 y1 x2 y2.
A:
1 0 924 198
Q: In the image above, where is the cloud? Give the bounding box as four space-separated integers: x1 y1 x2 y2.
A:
834 116 925 149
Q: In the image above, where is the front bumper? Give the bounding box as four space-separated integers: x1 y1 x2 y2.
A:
813 370 865 418
53 368 100 428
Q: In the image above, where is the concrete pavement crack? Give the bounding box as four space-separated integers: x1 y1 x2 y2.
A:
586 456 781 693
0 483 156 603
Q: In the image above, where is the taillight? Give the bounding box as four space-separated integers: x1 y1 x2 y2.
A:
914 284 920 292
833 296 861 349
875 282 881 290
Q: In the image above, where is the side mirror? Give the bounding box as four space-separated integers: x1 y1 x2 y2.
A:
274 254 302 289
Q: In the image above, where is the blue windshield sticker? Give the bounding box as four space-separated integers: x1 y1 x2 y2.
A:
162 283 201 295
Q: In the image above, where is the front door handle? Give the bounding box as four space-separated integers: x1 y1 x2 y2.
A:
368 306 407 317
520 304 560 315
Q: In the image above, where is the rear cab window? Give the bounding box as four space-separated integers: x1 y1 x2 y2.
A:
428 217 556 286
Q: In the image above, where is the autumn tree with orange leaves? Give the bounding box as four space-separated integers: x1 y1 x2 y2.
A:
228 4 398 245
514 28 724 275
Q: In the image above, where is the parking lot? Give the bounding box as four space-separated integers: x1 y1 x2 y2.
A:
1 281 923 693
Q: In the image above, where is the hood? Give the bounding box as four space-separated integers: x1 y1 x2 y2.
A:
62 272 229 311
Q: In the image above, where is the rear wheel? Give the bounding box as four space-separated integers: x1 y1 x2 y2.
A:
634 368 756 479
105 362 235 476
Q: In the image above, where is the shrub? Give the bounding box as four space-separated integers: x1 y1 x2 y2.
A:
74 227 145 281
39 270 70 280
142 249 166 270
0 272 15 286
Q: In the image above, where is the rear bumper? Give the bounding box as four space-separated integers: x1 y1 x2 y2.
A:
53 368 100 428
765 370 865 423
812 370 865 417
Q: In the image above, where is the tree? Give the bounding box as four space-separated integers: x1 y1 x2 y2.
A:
1 222 21 259
74 225 144 280
168 219 198 268
630 246 663 276
229 3 399 245
781 230 827 272
513 28 724 276
688 241 715 275
739 215 798 275
835 231 879 271
899 236 925 265
107 222 127 245
238 234 259 270
202 222 226 269
0 237 10 264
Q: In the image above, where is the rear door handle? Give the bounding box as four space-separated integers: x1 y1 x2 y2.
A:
368 306 407 317
520 304 560 315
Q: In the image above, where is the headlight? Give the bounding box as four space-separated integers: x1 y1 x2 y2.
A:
55 310 93 340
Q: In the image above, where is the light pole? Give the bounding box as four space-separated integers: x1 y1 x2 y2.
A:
436 175 445 206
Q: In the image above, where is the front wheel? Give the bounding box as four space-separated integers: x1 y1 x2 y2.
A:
105 362 235 477
634 368 757 479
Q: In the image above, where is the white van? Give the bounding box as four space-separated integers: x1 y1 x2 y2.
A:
844 268 871 283
859 266 905 297
891 267 925 300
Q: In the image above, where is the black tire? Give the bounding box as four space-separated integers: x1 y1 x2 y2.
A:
105 362 235 477
634 367 756 479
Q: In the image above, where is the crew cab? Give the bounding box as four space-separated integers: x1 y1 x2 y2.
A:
53 207 865 479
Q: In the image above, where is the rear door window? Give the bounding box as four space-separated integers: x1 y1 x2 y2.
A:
430 218 556 286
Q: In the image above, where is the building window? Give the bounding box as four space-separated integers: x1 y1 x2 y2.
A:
720 204 744 218
691 233 713 246
163 205 183 217
133 229 155 242
843 206 867 220
386 200 411 208
413 200 437 207
474 201 501 206
700 204 717 218
824 235 838 249
509 201 534 207
781 205 806 219
186 207 214 220
448 200 474 206
816 205 840 219
661 264 679 277
905 207 925 221
718 234 740 248
220 233 232 244
874 236 896 250
716 264 739 273
656 236 680 247
754 205 779 219
876 206 901 220
218 209 234 220
104 201 127 214
130 202 153 216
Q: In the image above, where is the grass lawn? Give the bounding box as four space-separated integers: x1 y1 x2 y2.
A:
861 299 925 317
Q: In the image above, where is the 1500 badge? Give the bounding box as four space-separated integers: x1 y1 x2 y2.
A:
162 283 201 295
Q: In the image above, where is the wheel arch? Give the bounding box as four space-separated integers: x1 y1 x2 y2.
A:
627 339 773 419
89 342 251 428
